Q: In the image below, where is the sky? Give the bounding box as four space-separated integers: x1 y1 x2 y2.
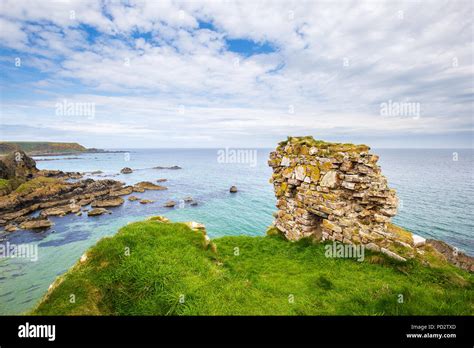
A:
0 0 472 149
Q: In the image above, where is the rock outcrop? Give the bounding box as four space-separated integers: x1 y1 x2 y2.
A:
139 199 154 204
133 181 167 191
0 150 38 180
91 197 124 208
0 174 126 230
19 218 53 230
87 208 111 216
268 137 415 261
426 239 474 272
164 200 176 207
268 136 474 271
269 136 397 242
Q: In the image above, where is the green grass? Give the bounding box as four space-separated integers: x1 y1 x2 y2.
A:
14 177 64 194
277 136 370 153
31 221 474 316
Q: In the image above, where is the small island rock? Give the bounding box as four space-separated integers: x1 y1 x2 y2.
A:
91 197 124 208
88 208 111 216
139 199 154 204
134 181 167 191
19 219 53 230
120 167 133 174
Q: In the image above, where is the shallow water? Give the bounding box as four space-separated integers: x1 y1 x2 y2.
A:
0 148 472 314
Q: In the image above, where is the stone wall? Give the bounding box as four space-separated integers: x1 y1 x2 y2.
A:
268 136 412 260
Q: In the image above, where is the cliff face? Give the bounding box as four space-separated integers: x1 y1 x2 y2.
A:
0 150 38 180
268 136 412 260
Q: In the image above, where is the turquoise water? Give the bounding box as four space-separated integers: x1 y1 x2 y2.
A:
0 148 472 314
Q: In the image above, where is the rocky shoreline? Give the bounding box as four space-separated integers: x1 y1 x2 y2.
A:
0 176 174 231
0 152 181 232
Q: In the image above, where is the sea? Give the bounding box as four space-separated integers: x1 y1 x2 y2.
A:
0 148 472 314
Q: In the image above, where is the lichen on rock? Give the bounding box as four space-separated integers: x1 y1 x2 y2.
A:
268 136 411 260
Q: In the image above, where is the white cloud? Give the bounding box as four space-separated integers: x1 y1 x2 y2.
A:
0 0 472 147
0 17 27 50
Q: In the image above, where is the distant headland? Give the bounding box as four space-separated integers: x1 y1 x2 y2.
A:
0 141 125 156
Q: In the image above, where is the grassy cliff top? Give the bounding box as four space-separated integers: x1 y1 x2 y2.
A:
31 220 473 315
278 136 370 153
0 141 87 155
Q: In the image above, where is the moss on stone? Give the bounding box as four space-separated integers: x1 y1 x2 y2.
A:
278 136 369 154
387 223 414 244
322 193 337 201
15 177 65 195
266 225 284 237
310 166 320 182
276 182 288 197
321 162 333 171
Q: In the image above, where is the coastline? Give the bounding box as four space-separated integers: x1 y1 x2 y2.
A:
0 142 473 315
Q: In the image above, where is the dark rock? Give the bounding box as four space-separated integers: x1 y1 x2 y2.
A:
230 186 238 193
36 170 83 179
120 167 133 174
153 166 182 170
426 239 474 272
0 150 38 180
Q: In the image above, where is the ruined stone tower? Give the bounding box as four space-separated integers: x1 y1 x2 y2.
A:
268 136 404 256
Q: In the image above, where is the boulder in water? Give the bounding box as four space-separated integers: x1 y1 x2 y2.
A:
120 167 133 174
91 197 124 208
88 208 111 216
19 218 53 230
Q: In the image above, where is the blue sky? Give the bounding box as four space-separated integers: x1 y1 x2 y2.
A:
0 0 472 148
